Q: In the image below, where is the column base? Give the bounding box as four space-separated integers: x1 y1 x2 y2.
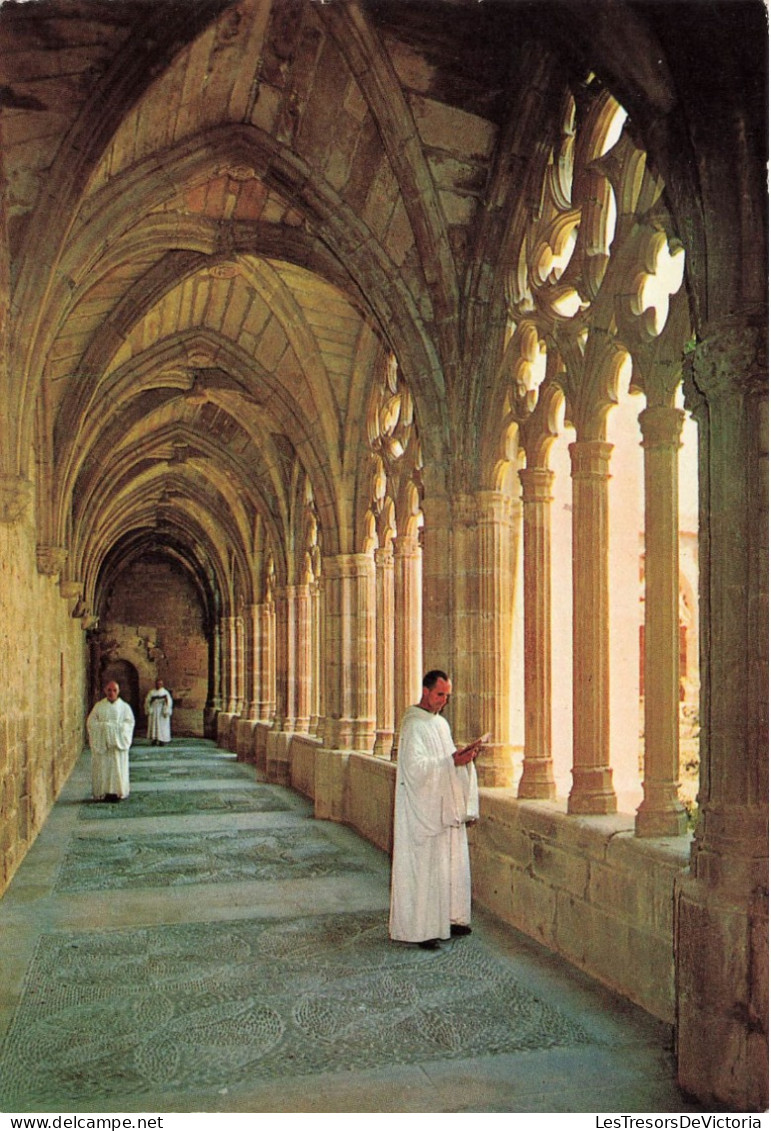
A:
476 744 518 788
518 757 557 800
568 767 617 814
635 798 687 837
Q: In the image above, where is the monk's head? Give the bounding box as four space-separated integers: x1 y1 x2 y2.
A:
104 681 120 702
419 670 451 714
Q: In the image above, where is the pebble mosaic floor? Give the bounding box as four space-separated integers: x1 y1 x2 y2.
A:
0 911 593 1109
0 737 709 1113
56 825 377 891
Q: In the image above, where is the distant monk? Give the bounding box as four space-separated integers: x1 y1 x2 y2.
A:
87 680 135 802
145 678 173 746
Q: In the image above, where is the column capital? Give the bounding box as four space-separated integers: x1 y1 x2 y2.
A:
638 404 686 449
374 545 394 567
322 552 375 580
685 313 768 406
0 475 32 524
518 466 555 502
569 439 613 476
476 488 519 524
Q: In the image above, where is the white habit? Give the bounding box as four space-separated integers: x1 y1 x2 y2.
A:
87 697 135 799
389 704 478 943
145 686 173 743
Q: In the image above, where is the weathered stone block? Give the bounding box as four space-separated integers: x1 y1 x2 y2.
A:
530 836 590 898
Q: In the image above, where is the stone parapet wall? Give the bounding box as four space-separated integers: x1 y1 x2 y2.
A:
470 789 690 1023
0 523 86 897
289 733 321 800
346 753 395 855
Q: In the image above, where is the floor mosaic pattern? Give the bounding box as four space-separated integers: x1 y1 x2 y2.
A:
56 826 374 891
127 761 259 781
0 912 596 1109
79 789 293 820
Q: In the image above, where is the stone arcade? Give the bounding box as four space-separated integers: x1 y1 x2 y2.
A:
0 0 766 1112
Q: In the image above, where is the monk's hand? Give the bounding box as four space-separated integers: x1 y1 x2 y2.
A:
453 739 481 766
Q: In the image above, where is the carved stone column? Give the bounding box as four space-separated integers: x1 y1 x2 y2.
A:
291 582 313 733
316 553 376 822
449 494 479 758
517 469 557 799
312 580 325 737
392 533 422 754
236 606 259 761
266 589 291 784
420 488 452 678
256 599 275 722
321 553 376 752
273 589 289 730
216 616 238 749
222 616 238 714
234 614 245 717
309 580 321 733
476 490 519 787
374 545 395 757
244 604 260 721
204 620 222 738
636 406 687 835
568 440 617 813
675 315 768 1110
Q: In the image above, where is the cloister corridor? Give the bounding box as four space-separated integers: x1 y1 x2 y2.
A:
0 0 765 1116
0 737 709 1115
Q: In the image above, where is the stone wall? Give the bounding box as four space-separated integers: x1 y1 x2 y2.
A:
0 522 86 897
470 790 690 1023
346 753 395 855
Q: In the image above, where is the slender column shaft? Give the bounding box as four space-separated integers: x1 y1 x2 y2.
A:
223 616 238 714
636 406 687 835
420 490 452 676
568 440 617 813
208 621 222 713
476 490 519 787
313 581 325 737
292 582 312 732
374 546 395 757
518 469 557 799
244 604 259 720
309 581 321 733
256 600 275 721
321 553 376 751
273 590 289 728
393 534 422 753
234 615 245 716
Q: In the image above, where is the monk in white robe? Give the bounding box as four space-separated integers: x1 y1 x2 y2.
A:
145 678 173 745
389 670 482 948
87 680 135 801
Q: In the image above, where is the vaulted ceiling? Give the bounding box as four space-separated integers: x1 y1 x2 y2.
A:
0 0 765 619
